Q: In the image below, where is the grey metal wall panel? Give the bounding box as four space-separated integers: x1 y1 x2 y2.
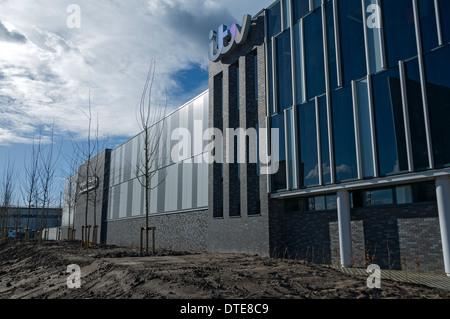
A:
106 91 209 221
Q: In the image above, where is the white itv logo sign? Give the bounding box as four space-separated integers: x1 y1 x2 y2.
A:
209 14 252 62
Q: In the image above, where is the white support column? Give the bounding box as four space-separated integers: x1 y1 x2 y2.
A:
337 190 352 268
436 176 450 276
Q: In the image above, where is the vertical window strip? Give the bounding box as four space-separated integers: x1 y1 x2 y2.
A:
412 0 435 169
399 61 414 172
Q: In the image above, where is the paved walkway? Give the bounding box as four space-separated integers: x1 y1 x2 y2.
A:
328 266 450 291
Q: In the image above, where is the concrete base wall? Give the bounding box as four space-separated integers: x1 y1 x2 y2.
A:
105 210 208 251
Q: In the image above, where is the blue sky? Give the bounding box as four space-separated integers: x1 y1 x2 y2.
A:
0 0 274 205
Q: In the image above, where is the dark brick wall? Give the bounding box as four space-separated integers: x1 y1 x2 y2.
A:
275 198 445 273
347 203 444 273
208 12 271 256
106 210 208 251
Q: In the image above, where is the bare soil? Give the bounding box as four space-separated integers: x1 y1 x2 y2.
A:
0 240 449 299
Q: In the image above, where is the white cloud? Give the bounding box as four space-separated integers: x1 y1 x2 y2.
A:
0 0 275 145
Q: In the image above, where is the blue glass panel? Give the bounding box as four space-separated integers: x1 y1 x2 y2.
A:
338 0 366 85
268 40 275 115
418 0 439 53
404 58 429 170
283 0 291 29
293 0 310 23
276 30 293 112
313 0 321 11
372 67 409 176
318 96 331 184
381 0 417 67
271 114 287 191
356 80 375 178
439 0 450 44
268 1 282 38
287 108 296 189
366 0 384 74
424 46 450 167
365 189 394 206
331 87 358 182
304 8 325 99
326 1 338 90
294 22 304 104
298 101 319 188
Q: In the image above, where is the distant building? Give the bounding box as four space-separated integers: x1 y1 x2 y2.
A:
0 206 62 233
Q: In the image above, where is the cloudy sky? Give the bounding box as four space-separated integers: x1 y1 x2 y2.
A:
0 0 274 200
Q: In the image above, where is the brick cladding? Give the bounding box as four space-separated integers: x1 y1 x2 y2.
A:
207 12 271 256
273 199 444 273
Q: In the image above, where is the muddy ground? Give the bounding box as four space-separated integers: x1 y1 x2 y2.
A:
0 240 449 300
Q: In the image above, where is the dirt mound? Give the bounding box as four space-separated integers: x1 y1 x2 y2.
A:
0 240 449 300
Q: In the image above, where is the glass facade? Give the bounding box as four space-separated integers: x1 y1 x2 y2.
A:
298 101 319 188
372 67 408 176
304 8 325 99
338 0 366 85
276 30 293 112
331 87 358 182
381 0 417 68
424 46 450 168
268 0 450 192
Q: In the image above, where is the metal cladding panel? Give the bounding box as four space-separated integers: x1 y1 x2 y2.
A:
106 91 209 221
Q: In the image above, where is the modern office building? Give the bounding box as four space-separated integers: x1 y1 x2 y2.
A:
64 0 450 275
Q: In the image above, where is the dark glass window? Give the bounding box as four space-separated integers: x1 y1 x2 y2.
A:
294 22 304 104
396 185 413 204
246 50 258 102
293 0 310 23
298 101 319 188
276 30 293 112
404 58 429 170
213 73 223 118
285 194 337 213
268 2 282 38
331 87 358 182
312 0 321 11
271 114 287 191
325 1 338 91
366 189 394 206
287 108 296 190
268 40 275 115
439 0 450 44
338 0 366 85
356 79 375 178
304 8 325 99
412 182 437 202
372 67 409 176
424 46 450 167
318 96 331 184
282 0 291 30
229 63 239 110
418 0 439 53
352 188 394 207
351 182 436 208
366 0 384 73
381 0 417 67
254 52 259 101
326 195 337 210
